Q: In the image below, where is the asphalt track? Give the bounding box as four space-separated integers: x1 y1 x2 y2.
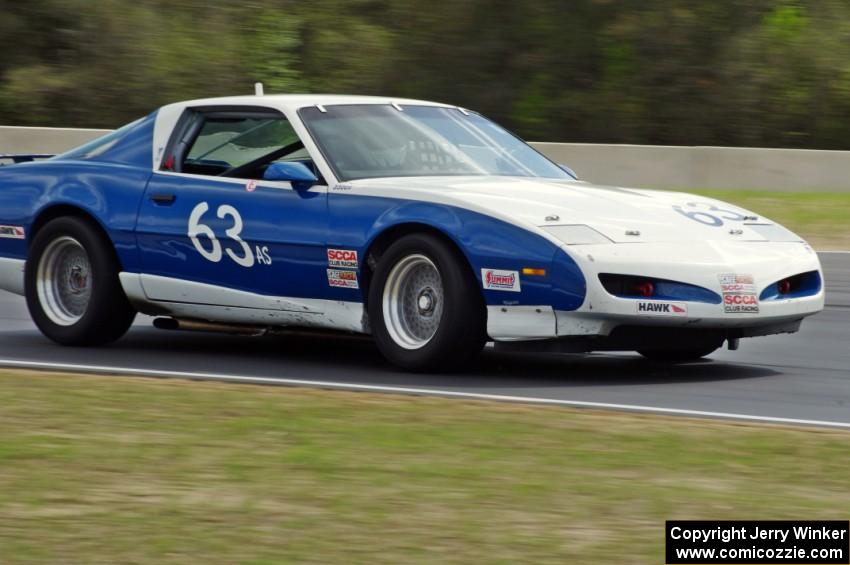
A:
0 252 848 428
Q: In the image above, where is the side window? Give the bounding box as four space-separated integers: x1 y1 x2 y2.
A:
174 112 309 179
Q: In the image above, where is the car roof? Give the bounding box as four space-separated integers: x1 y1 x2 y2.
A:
150 94 464 172
161 94 457 113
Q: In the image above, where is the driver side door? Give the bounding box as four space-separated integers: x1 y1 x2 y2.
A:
135 106 330 310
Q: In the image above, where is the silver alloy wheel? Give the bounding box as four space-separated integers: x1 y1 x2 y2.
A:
36 236 93 326
382 254 444 350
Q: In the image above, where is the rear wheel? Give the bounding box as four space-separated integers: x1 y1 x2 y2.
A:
26 216 136 346
637 343 721 362
368 233 486 371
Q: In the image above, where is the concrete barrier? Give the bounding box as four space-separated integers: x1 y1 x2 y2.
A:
534 142 850 192
2 126 847 192
0 126 112 155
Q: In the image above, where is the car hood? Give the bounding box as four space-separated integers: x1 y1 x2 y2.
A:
348 176 799 244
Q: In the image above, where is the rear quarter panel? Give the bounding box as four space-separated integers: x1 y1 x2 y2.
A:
0 162 152 271
0 112 156 270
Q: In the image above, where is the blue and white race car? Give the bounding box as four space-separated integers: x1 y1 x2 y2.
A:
0 95 824 370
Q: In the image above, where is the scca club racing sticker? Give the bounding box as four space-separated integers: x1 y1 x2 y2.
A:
0 225 25 239
327 248 358 269
481 269 521 292
327 269 359 289
719 273 759 314
636 301 688 317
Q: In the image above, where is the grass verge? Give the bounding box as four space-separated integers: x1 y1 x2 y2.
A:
683 190 850 250
0 370 848 564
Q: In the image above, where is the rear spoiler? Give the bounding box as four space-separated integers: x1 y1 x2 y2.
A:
0 154 54 165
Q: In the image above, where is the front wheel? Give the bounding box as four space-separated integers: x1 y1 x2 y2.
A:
368 233 486 371
25 216 136 346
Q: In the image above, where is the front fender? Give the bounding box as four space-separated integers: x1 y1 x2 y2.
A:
330 193 586 310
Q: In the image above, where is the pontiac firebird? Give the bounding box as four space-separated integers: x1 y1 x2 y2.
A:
0 95 825 370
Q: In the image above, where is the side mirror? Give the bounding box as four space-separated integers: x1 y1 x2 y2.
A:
558 164 578 180
264 162 319 191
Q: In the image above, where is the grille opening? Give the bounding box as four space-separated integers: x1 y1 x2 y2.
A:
760 270 821 301
598 273 721 304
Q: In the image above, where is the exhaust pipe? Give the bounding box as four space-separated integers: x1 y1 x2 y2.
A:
153 317 267 337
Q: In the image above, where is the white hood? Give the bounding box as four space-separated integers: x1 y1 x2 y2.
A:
349 176 795 244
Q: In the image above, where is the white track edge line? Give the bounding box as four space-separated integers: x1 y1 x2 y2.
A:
1 358 848 430
819 250 850 254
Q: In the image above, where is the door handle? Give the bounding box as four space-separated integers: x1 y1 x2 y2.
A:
150 193 176 205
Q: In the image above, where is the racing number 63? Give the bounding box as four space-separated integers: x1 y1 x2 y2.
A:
188 202 255 268
673 202 748 227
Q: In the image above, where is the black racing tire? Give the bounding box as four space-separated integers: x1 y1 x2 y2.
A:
637 344 721 362
368 233 487 372
25 216 136 346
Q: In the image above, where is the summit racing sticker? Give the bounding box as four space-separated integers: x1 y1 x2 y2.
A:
636 301 688 317
327 249 358 269
327 269 359 289
481 269 521 292
719 273 759 314
0 225 25 239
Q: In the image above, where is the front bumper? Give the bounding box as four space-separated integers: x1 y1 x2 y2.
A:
487 240 825 342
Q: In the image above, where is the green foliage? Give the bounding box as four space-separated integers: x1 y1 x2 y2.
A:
1 0 850 149
242 8 304 93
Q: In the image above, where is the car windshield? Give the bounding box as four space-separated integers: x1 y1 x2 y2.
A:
298 104 571 182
